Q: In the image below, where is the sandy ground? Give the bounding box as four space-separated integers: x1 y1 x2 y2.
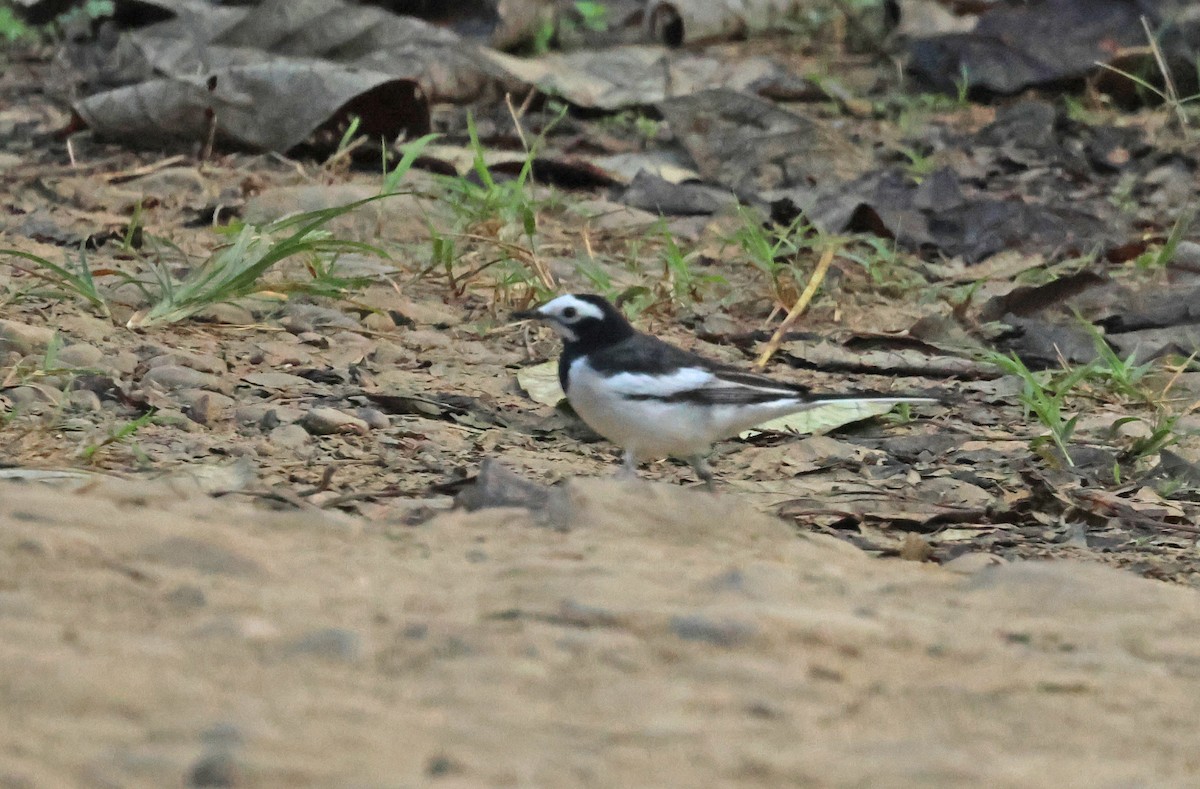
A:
2 475 1198 788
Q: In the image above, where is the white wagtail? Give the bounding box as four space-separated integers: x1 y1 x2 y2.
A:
515 294 939 489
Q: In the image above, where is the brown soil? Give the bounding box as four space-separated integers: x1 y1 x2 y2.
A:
3 476 1199 788
4 35 1200 788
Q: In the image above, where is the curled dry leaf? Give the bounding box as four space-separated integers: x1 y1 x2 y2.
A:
516 360 565 406
739 400 903 439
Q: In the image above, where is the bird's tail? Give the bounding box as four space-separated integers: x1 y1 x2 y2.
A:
804 395 943 408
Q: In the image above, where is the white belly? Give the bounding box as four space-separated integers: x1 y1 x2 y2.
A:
565 358 805 460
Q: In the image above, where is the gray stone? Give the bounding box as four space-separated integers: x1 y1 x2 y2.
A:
174 389 235 425
355 407 389 430
166 584 208 609
0 319 55 356
57 343 104 369
1172 240 1200 267
147 350 226 375
188 750 239 787
329 331 371 348
268 423 311 449
6 385 62 409
107 350 139 375
241 371 311 390
370 341 410 366
37 373 69 390
142 365 222 392
283 627 362 662
67 388 103 412
670 614 757 647
301 407 369 436
425 754 463 777
260 407 303 428
296 332 327 347
234 404 272 426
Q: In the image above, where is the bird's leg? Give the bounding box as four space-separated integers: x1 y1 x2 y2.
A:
688 455 716 492
619 449 639 479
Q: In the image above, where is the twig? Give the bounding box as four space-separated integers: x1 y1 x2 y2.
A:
101 155 190 183
504 92 529 151
753 243 836 370
1141 15 1188 132
199 107 217 163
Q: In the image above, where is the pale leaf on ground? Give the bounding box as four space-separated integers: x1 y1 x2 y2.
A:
739 400 901 439
516 361 565 406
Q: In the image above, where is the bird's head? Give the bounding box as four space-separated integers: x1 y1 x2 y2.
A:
513 294 635 348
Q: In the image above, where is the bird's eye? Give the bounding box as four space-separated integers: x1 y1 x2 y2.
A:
561 307 578 319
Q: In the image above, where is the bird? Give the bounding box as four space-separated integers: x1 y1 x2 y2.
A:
514 293 938 489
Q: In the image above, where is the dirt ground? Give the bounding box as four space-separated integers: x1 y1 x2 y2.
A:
4 21 1200 788
3 476 1200 788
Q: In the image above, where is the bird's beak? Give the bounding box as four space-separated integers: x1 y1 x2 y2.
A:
511 309 542 322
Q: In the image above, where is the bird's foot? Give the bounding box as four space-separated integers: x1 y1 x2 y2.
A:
617 451 640 481
688 455 717 493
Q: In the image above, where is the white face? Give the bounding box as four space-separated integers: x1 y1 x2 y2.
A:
534 294 606 342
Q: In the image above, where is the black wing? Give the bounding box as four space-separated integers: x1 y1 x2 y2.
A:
592 334 813 404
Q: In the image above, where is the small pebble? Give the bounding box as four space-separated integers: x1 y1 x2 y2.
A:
283 627 362 662
67 389 103 412
425 754 463 777
0 319 55 356
281 316 313 334
142 365 222 392
269 424 311 449
234 404 272 426
188 750 239 787
371 341 410 366
260 407 303 427
175 389 235 425
1173 240 1200 266
297 331 328 347
355 407 389 430
360 312 396 332
187 396 223 426
57 343 104 369
301 407 369 436
166 584 208 609
147 350 227 375
108 351 139 375
241 371 311 390
7 385 62 409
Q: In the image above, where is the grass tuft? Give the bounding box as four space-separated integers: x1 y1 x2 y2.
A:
127 196 397 329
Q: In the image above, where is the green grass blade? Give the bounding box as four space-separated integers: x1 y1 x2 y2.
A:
383 132 440 194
